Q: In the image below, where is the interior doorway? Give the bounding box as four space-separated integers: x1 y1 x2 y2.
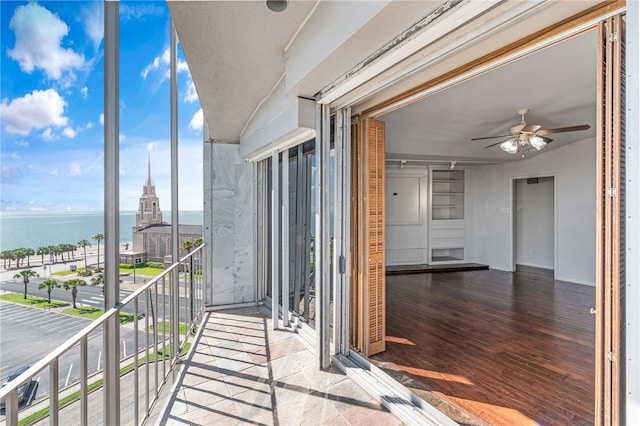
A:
513 176 555 272
348 9 627 425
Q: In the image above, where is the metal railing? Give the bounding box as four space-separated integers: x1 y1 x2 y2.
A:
0 244 207 425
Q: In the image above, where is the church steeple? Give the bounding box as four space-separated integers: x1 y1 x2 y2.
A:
146 154 152 186
135 156 164 229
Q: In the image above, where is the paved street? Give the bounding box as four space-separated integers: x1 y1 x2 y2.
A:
0 303 151 411
1 276 136 307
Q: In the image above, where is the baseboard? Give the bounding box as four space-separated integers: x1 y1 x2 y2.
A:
488 265 513 272
516 261 554 270
554 276 596 286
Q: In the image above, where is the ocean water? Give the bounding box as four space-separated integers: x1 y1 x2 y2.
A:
0 211 203 251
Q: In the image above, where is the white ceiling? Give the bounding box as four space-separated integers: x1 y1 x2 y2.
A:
381 29 597 163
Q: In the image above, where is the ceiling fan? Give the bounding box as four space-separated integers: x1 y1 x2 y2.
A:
471 109 591 155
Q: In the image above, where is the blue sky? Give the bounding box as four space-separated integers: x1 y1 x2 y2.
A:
0 1 204 212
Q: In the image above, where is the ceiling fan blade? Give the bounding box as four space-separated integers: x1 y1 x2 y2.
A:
471 134 512 141
484 141 505 149
537 124 591 135
520 124 541 133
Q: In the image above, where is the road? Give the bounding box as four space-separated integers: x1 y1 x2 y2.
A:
1 272 198 324
0 303 152 412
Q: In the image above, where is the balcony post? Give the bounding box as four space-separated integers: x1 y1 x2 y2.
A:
271 151 280 329
203 121 213 305
315 103 331 369
170 19 180 361
103 0 121 423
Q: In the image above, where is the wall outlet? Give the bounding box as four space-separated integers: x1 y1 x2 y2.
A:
528 249 535 256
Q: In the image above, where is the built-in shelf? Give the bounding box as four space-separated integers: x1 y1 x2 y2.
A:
430 169 465 264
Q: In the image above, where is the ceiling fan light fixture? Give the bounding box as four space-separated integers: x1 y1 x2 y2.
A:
529 135 546 150
500 139 518 154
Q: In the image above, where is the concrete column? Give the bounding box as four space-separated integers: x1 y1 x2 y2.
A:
209 143 255 307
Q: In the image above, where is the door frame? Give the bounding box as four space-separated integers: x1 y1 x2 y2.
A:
510 174 558 274
324 3 628 424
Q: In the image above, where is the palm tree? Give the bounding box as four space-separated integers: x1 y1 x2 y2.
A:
13 248 26 268
69 244 77 260
58 244 66 262
13 269 39 299
36 246 49 265
182 239 195 255
63 278 87 309
48 245 58 263
39 279 61 304
2 250 15 268
90 273 104 287
92 233 104 271
25 248 35 267
77 240 91 269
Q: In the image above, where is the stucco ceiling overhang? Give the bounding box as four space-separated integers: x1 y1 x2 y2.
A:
167 0 317 143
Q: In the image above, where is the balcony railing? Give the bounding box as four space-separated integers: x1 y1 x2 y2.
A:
0 244 207 425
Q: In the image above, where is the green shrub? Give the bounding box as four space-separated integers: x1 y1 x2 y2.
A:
120 263 134 269
147 262 164 269
134 261 147 268
78 269 93 277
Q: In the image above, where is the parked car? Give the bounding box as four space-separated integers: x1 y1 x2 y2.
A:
0 366 35 411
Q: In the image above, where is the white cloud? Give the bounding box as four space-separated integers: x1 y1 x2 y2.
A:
147 143 156 152
184 79 198 103
119 134 127 142
69 162 82 177
41 128 54 141
81 87 88 99
142 48 190 82
86 122 94 129
63 127 77 138
11 152 20 160
120 4 164 21
7 3 85 80
1 89 68 135
14 140 29 148
189 109 203 131
81 3 103 52
141 56 161 79
99 113 104 125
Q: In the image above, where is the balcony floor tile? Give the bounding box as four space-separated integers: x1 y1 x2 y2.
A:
152 306 401 425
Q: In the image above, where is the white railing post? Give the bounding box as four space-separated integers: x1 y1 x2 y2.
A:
103 0 121 423
170 18 181 365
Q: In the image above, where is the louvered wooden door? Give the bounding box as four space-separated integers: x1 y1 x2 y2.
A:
350 117 386 356
595 14 626 426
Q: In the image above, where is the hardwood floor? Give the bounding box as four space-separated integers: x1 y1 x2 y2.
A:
372 266 595 425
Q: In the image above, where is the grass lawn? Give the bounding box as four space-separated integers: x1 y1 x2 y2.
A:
119 266 164 277
151 321 193 335
52 267 91 277
63 306 135 324
0 293 68 308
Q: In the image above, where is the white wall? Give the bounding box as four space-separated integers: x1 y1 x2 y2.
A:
515 177 554 269
385 167 429 265
470 138 596 285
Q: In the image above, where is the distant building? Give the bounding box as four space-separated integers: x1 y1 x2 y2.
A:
120 158 202 265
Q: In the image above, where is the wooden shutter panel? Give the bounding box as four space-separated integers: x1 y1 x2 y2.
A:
350 117 386 356
595 14 626 426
